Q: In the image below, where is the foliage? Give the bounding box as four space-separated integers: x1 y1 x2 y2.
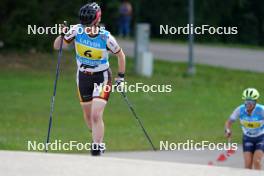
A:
0 0 263 51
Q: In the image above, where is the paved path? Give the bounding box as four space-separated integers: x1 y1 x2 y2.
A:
118 39 264 73
105 146 264 169
105 147 245 169
1 151 263 176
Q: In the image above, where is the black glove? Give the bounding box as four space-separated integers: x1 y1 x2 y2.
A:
115 73 125 91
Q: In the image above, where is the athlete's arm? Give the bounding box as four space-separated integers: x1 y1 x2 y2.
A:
225 120 232 137
225 106 240 137
53 25 77 50
107 35 126 74
261 105 264 118
53 36 71 50
116 49 126 74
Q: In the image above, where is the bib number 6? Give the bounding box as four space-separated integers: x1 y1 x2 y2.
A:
84 50 92 57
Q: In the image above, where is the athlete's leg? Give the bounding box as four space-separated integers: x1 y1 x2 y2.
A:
243 135 254 169
243 152 254 169
77 70 94 133
252 150 263 170
80 101 92 130
91 98 107 143
252 135 264 170
90 69 111 156
91 69 111 144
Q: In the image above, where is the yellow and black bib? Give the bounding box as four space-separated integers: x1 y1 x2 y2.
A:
74 26 109 71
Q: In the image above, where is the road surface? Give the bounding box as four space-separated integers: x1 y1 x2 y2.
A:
1 150 263 176
118 39 264 73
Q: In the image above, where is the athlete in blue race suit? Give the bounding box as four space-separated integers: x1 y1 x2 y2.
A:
225 88 264 170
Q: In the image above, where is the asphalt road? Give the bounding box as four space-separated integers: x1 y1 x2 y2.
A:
1 150 263 176
118 39 264 73
105 147 245 169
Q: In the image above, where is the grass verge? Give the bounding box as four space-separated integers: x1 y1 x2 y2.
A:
0 52 263 152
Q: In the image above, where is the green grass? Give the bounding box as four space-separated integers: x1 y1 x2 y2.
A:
0 52 263 153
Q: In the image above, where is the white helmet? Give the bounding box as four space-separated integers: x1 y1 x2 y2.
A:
242 88 260 100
